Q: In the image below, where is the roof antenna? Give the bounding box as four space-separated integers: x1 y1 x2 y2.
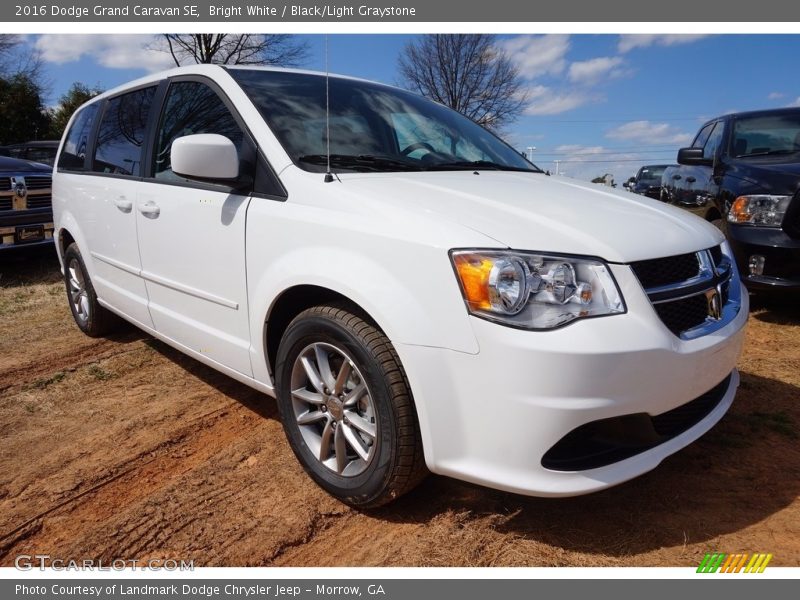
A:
324 34 334 183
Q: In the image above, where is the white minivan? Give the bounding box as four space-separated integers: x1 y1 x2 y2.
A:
53 65 748 507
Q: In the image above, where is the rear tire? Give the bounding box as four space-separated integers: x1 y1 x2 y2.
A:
63 243 119 337
275 304 427 508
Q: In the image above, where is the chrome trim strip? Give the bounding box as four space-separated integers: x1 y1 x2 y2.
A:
642 250 715 296
140 270 239 310
90 251 139 276
90 251 239 310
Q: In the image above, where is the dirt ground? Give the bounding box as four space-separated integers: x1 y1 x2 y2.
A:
0 247 798 567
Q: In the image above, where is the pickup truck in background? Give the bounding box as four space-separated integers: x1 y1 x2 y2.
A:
662 108 800 291
0 155 54 251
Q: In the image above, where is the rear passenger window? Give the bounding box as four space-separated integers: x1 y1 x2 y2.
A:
153 81 244 182
93 87 156 176
58 104 98 170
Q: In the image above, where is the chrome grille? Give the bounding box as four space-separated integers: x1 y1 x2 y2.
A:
631 246 740 339
25 195 52 209
24 175 52 190
0 174 52 211
630 252 700 289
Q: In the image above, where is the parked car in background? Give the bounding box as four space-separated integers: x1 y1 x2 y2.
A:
0 155 54 250
666 108 800 291
54 65 747 506
1 141 60 167
625 164 674 199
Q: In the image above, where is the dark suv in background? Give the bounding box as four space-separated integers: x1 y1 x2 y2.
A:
626 164 673 199
663 108 800 291
0 155 54 251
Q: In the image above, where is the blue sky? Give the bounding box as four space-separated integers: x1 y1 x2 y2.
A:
26 33 800 181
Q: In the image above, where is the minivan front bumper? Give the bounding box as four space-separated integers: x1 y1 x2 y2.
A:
399 264 749 497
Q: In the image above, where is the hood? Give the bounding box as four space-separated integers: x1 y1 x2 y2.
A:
735 159 800 178
337 171 723 263
0 155 52 173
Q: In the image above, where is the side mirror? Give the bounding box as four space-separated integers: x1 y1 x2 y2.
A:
677 147 712 166
171 134 240 182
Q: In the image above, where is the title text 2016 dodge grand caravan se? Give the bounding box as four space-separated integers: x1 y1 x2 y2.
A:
53 66 748 507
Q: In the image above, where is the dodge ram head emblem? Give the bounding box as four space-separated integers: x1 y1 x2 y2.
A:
705 287 723 320
13 179 27 199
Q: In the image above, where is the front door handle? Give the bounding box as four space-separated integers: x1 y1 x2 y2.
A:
138 201 161 218
113 197 133 212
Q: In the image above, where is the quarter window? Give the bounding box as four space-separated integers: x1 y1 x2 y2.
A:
93 87 156 176
58 104 98 170
692 123 715 149
153 81 244 182
703 122 723 160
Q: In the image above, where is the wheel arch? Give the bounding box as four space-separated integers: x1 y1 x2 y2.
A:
264 284 377 378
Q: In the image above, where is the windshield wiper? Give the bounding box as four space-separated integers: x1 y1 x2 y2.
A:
297 154 423 172
426 160 536 172
736 148 800 158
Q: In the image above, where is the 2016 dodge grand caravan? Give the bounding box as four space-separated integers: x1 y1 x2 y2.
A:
53 66 748 507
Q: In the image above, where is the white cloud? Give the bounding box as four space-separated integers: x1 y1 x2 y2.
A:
35 34 174 73
536 144 644 182
618 34 710 54
768 92 785 100
789 97 800 107
523 85 591 115
502 35 570 79
567 56 625 85
606 120 693 146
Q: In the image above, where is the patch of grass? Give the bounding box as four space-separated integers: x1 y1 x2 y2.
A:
87 364 114 381
30 371 66 389
749 411 798 439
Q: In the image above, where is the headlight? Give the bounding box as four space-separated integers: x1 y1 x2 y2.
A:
728 195 791 226
451 250 625 330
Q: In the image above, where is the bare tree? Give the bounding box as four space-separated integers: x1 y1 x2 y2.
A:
0 34 20 58
398 34 527 131
155 34 308 67
0 34 44 81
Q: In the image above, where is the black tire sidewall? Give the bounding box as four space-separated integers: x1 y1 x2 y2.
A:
276 313 398 505
63 243 102 336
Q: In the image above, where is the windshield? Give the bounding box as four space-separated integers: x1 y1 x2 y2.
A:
229 69 539 173
636 165 667 182
731 113 800 158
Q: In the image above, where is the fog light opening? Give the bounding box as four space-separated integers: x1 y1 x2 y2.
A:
748 255 766 277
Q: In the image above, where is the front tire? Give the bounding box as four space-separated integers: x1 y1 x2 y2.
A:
275 305 427 508
63 243 119 337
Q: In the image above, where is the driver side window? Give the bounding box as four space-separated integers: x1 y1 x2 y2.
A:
154 81 244 182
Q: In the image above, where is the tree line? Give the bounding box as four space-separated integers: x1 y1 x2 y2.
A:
1 33 529 145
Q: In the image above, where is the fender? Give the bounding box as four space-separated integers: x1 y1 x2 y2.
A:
246 242 481 389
